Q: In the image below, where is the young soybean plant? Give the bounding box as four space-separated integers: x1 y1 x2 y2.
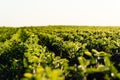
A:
22 66 64 80
77 49 120 80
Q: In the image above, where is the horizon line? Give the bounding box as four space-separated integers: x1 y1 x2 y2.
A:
0 25 120 27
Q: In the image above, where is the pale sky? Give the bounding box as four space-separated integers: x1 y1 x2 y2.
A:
0 0 120 26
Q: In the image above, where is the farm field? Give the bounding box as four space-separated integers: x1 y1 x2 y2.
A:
1 26 120 80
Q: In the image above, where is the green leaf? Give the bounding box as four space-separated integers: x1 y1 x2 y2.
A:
24 73 32 79
99 52 111 57
109 65 118 74
86 68 99 74
84 51 92 57
92 49 99 54
116 73 120 79
78 57 90 67
104 57 111 67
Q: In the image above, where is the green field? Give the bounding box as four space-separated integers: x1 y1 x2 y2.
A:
1 26 120 80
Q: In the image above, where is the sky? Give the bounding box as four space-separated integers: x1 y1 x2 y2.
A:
0 0 120 27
